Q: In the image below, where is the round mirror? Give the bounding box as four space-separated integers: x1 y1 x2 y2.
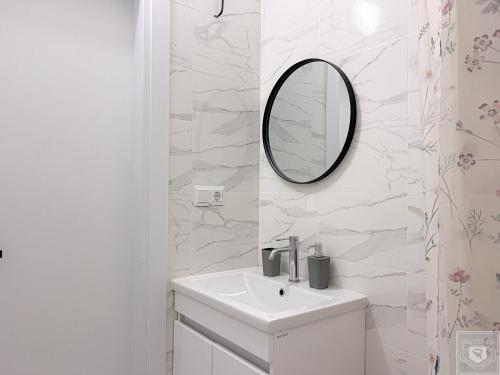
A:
263 59 357 184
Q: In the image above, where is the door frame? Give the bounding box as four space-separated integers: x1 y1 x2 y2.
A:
147 0 169 373
134 0 169 374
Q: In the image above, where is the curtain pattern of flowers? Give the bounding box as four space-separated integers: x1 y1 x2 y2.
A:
419 0 500 374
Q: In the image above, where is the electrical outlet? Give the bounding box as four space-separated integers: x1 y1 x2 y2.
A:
193 186 224 207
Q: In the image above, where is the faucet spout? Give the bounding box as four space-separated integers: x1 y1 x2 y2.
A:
269 246 290 260
270 235 299 282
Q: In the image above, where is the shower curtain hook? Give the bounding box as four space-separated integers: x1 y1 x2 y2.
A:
214 0 224 18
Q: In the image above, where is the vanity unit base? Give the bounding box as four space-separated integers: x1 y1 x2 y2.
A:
174 321 266 375
173 294 365 375
271 310 365 375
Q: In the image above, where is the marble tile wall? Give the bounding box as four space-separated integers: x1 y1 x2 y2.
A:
259 1 428 374
168 0 261 365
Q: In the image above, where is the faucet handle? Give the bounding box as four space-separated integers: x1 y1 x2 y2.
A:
276 235 299 243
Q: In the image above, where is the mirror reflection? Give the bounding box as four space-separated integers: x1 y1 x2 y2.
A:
264 60 356 183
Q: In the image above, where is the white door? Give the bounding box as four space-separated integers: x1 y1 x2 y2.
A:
213 344 268 375
173 322 213 375
0 1 141 374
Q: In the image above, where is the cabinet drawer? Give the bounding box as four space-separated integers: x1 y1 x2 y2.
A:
175 293 272 362
213 344 268 375
173 321 213 375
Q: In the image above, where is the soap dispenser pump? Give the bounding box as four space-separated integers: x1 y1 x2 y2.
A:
307 243 330 289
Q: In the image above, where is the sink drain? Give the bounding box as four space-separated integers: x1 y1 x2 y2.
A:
279 288 285 297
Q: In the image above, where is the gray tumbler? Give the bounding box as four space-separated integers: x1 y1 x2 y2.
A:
261 248 281 277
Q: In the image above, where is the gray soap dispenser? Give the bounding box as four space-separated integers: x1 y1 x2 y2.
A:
307 243 330 289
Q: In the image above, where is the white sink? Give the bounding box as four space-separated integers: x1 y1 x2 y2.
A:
172 267 367 333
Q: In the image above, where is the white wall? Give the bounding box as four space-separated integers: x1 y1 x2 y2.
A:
259 1 427 374
167 1 261 372
0 1 145 374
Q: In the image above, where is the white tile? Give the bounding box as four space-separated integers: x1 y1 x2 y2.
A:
185 245 259 277
172 0 192 6
192 9 260 148
261 0 321 101
168 194 260 280
213 0 261 30
261 0 323 48
171 1 193 69
192 131 259 192
340 38 409 123
318 193 407 271
191 0 260 19
170 116 193 193
170 66 193 116
321 115 409 193
169 192 192 255
259 156 301 194
332 260 407 350
366 336 407 375
319 0 409 58
191 192 259 253
193 11 259 93
259 191 319 246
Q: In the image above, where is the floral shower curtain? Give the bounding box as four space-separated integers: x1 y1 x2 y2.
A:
419 0 500 374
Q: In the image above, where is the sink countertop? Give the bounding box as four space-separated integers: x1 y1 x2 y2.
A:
172 267 367 333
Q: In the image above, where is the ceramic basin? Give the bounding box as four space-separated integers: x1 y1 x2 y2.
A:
172 267 367 332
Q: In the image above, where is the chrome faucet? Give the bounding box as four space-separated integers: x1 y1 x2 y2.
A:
269 236 299 282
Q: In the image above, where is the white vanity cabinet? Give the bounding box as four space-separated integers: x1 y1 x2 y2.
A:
172 269 367 375
173 305 365 375
174 321 267 375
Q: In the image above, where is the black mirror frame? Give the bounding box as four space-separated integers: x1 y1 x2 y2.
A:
262 58 357 184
